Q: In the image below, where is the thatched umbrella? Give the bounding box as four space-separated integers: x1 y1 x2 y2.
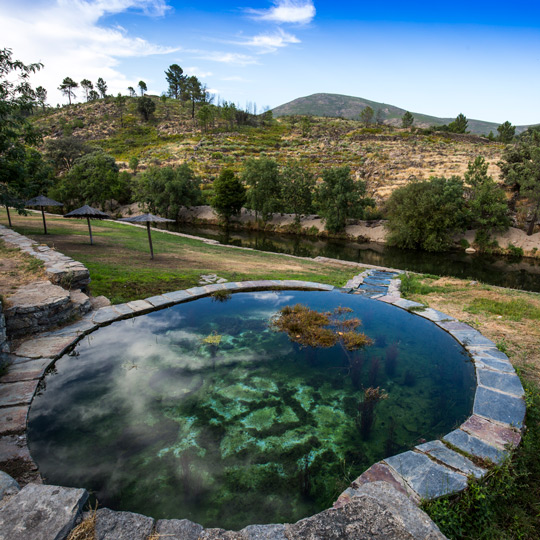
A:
118 213 174 259
25 195 63 234
64 205 110 245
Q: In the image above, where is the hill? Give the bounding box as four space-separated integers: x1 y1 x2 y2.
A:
272 93 533 136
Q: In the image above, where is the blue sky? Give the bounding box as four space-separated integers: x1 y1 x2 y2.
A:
2 0 540 124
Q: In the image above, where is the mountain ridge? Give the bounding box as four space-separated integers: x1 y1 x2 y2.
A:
272 93 534 136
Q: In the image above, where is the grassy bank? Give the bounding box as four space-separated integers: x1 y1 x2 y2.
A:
6 212 357 303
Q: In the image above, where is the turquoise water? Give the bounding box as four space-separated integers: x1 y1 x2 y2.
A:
28 290 475 529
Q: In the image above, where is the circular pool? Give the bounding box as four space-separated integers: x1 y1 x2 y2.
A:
28 290 475 530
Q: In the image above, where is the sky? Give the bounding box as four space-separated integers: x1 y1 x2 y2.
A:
1 0 540 125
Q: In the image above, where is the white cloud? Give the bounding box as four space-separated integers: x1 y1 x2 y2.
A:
0 0 176 105
221 76 251 82
185 67 213 78
246 0 316 25
191 51 259 66
241 29 300 53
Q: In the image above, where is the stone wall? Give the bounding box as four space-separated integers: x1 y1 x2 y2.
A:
0 301 9 370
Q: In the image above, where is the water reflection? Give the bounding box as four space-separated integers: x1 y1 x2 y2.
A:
28 291 475 529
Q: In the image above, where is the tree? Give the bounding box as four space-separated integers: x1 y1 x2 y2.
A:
359 106 374 126
197 104 213 132
316 167 372 233
115 93 126 127
464 156 510 245
300 116 312 137
182 75 206 119
127 86 136 98
96 78 107 98
135 164 201 220
165 64 185 99
386 176 468 251
44 136 93 174
0 48 45 209
137 96 156 122
448 113 468 134
281 161 315 224
138 80 147 96
52 151 130 209
80 79 93 101
88 89 99 101
402 111 414 128
221 101 237 130
58 77 78 105
129 156 139 173
35 86 47 112
375 108 384 125
497 121 516 143
242 157 282 221
499 133 540 235
211 168 246 225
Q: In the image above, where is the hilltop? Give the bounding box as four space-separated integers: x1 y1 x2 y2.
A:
272 93 533 136
33 96 505 203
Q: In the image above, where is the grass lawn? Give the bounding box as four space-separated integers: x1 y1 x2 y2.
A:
6 212 359 303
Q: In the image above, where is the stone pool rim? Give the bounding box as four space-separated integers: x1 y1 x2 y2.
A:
6 277 527 536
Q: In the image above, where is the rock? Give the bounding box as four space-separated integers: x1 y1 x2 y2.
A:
240 524 287 539
155 518 204 539
0 407 28 436
0 483 88 540
285 482 446 539
0 380 39 407
0 471 19 502
89 296 111 310
94 508 154 540
465 247 476 254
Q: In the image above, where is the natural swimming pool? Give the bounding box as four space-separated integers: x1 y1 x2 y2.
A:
28 290 475 530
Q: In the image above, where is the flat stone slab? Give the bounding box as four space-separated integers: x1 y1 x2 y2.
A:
0 435 33 464
460 414 521 449
126 300 153 312
477 368 524 397
0 407 28 435
472 354 514 373
14 335 75 359
162 290 193 302
286 482 445 540
155 518 204 540
437 320 474 332
416 440 486 479
0 380 39 407
94 508 154 540
443 429 506 464
394 299 424 310
112 303 135 316
473 386 525 428
92 306 122 325
450 330 495 347
0 483 88 540
415 308 454 323
347 462 412 500
144 295 173 308
0 471 19 502
0 358 52 383
376 295 401 304
385 451 467 499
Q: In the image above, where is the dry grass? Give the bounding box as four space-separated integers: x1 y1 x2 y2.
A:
67 507 97 540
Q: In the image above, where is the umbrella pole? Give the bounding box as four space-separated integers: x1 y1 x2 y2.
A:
41 206 47 234
147 222 154 259
5 205 12 228
87 217 93 245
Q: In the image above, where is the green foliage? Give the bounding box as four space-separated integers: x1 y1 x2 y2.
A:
359 106 374 126
128 156 139 173
424 381 540 539
499 132 540 235
497 121 516 143
135 163 201 220
316 167 372 233
44 136 93 174
96 77 107 99
464 156 510 246
211 168 246 224
506 243 524 259
80 79 93 101
466 297 540 321
448 113 468 134
243 157 282 222
138 80 147 96
281 160 315 223
401 111 414 128
58 76 78 105
165 64 185 99
52 151 130 209
137 96 156 122
386 176 468 251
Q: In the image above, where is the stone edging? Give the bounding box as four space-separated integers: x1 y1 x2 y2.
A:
0 238 527 539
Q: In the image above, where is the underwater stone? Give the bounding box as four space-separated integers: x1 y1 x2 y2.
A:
443 429 506 464
0 470 19 501
155 518 203 539
0 484 88 540
0 380 39 407
0 406 28 435
144 295 173 307
384 451 467 499
415 440 486 479
460 415 521 448
473 386 525 428
94 508 155 540
477 368 524 397
286 482 446 539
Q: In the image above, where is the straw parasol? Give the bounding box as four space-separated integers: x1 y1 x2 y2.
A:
64 205 110 245
25 195 63 234
118 213 174 259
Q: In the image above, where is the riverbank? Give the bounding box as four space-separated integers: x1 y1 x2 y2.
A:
118 204 540 258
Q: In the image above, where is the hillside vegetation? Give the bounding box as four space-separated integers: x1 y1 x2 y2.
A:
33 96 504 203
272 93 534 136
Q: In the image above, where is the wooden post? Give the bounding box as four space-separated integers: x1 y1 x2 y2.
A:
147 221 154 259
87 217 93 245
5 205 11 228
41 206 47 234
